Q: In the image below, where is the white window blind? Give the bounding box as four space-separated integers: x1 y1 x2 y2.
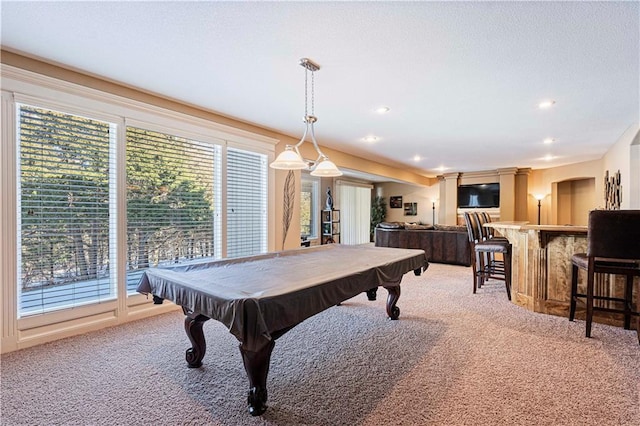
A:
300 173 319 239
226 147 267 257
125 127 220 292
17 104 117 316
337 183 372 245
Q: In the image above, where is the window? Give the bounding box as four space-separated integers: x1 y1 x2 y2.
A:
16 110 270 313
226 147 267 258
337 182 372 245
3 68 275 350
300 173 319 240
17 104 117 316
125 126 220 292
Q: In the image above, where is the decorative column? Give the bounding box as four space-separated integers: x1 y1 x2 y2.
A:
497 168 518 221
439 173 460 225
515 168 531 221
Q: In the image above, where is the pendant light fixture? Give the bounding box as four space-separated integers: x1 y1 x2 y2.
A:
270 58 342 177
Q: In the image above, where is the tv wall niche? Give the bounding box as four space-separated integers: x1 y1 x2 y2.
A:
457 183 500 208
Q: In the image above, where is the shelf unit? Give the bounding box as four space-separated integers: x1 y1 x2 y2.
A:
321 209 340 244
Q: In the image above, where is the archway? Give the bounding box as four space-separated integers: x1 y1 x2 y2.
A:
551 178 596 226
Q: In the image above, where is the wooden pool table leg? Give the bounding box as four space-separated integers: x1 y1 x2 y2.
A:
239 340 275 416
366 288 378 300
183 310 210 368
384 285 401 320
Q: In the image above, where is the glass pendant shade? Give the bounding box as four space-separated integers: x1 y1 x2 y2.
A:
270 146 307 170
310 158 343 177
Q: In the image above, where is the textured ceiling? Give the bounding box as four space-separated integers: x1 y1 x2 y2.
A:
2 1 638 178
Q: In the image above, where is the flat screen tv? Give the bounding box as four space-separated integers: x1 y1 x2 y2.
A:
457 183 500 208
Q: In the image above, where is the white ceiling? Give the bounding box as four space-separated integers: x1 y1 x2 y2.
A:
2 1 638 178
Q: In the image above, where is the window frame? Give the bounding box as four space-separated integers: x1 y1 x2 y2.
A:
124 124 223 295
16 102 119 317
300 172 320 241
226 146 268 258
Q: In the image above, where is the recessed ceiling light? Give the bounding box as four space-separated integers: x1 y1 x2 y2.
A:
362 135 378 143
436 166 449 172
413 155 421 162
543 154 555 161
375 106 390 114
543 138 555 144
538 100 556 109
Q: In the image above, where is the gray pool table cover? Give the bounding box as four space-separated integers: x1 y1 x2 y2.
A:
137 244 427 352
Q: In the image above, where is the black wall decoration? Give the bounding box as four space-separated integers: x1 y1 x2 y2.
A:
404 202 417 216
390 196 402 208
604 169 621 210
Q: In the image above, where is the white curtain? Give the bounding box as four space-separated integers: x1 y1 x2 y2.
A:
337 181 372 245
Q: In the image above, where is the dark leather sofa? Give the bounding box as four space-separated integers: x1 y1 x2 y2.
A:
375 222 471 266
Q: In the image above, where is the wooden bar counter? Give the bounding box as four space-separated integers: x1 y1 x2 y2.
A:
485 222 637 329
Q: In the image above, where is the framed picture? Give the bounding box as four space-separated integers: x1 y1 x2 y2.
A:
404 202 417 216
390 196 403 208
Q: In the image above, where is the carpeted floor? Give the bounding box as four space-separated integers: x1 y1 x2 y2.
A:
1 262 639 425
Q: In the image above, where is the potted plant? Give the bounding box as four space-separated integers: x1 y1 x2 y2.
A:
370 195 387 242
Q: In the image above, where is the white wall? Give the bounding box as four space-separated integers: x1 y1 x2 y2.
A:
602 121 640 209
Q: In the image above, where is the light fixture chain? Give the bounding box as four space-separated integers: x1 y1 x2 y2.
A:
304 67 308 118
311 71 315 116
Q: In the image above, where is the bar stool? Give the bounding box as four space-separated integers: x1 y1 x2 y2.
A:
480 212 508 242
569 210 640 339
475 212 507 274
464 212 512 300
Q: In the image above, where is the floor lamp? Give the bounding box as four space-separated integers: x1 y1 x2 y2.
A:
535 195 544 225
432 200 437 225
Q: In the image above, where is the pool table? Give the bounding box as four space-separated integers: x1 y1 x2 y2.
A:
137 244 428 416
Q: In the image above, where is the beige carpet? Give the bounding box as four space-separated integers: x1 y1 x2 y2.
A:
1 262 639 425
